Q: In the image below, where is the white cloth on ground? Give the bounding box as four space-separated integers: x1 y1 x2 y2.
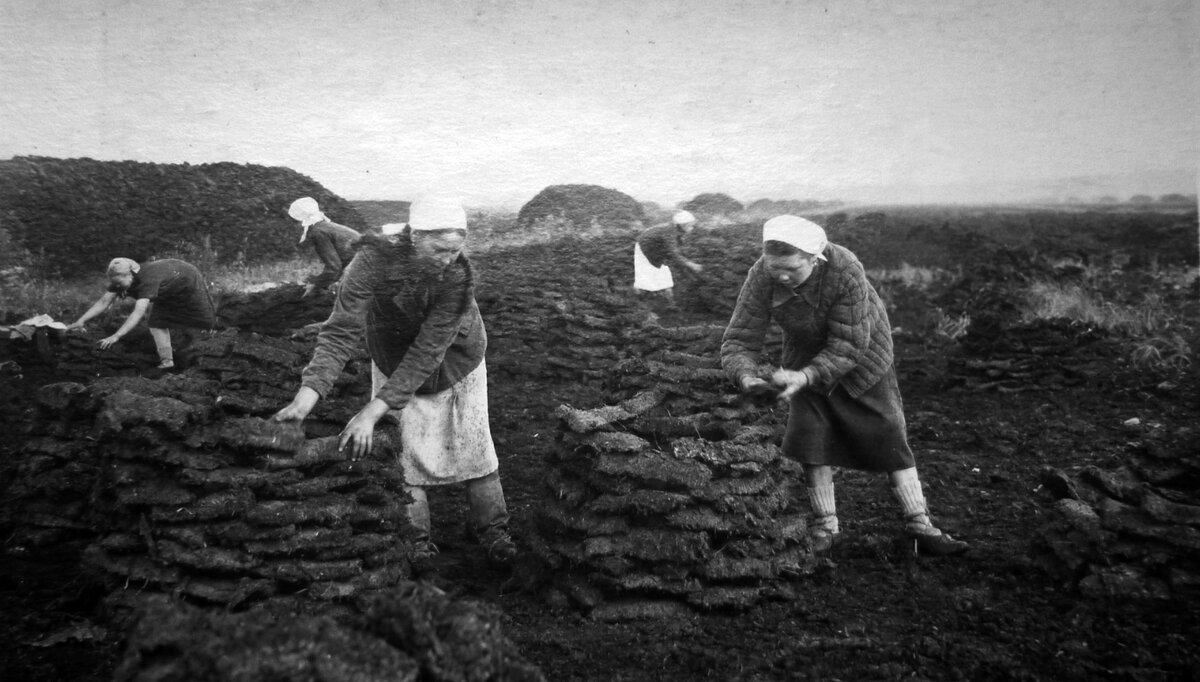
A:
632 243 674 292
370 360 499 487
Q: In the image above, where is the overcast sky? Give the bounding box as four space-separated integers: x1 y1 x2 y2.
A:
1 0 1196 208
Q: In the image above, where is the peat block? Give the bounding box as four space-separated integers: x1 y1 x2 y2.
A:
1036 426 1200 598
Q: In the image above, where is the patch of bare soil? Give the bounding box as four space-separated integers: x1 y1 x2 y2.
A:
2 229 1198 681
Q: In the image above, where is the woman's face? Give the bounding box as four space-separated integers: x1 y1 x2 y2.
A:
763 251 818 287
109 272 134 290
412 230 467 270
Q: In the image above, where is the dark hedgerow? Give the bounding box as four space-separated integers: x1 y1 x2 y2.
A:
0 156 369 276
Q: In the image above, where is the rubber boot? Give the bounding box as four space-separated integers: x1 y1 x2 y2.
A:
404 485 438 571
465 472 516 565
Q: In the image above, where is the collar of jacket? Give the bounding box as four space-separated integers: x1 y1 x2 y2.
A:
770 259 825 309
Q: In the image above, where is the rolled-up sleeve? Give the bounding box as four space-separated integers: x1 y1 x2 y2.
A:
307 233 344 289
300 249 373 397
721 260 772 386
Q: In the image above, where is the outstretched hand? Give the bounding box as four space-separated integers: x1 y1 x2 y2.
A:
273 386 320 423
771 368 810 401
338 398 391 461
97 335 120 350
740 375 780 405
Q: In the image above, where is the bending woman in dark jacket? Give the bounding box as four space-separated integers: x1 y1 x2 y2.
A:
274 195 515 569
721 215 967 557
67 257 216 370
288 196 363 297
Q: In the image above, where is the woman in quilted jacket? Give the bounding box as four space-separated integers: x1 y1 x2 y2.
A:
721 215 967 557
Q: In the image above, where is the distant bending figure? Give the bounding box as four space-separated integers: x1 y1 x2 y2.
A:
288 196 362 297
721 215 968 557
633 210 703 309
274 195 516 570
68 257 216 370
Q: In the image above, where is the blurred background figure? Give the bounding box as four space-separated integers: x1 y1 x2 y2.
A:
274 194 516 572
67 257 216 370
633 210 704 310
288 196 362 297
722 215 968 557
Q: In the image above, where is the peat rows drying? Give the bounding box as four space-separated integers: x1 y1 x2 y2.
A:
1036 426 1200 600
951 318 1121 392
6 330 412 609
474 236 807 617
114 585 545 682
214 283 338 335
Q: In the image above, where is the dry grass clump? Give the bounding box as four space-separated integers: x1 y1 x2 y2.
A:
1021 282 1167 335
1020 280 1194 372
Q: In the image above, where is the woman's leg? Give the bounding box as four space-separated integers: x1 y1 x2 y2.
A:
404 485 432 543
149 327 173 368
465 471 516 564
404 484 440 571
889 467 968 555
804 464 838 551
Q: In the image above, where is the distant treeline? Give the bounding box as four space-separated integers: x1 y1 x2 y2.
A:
0 156 367 276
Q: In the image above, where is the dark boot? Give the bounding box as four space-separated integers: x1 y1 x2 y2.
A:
465 472 516 566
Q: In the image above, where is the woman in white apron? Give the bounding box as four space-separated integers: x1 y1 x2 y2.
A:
275 195 515 570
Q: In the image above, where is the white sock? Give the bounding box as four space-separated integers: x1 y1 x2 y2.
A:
807 484 838 534
892 480 940 535
151 329 173 366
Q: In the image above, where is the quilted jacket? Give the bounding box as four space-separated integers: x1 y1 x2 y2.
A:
720 242 894 398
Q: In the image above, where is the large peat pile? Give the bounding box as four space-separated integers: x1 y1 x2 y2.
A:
529 324 811 619
0 156 368 275
61 375 410 607
3 329 402 608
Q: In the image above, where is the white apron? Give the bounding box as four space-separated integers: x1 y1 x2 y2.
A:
371 360 499 487
633 243 674 292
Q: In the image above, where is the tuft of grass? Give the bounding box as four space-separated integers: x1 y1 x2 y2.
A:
1131 334 1193 372
207 258 317 295
1020 279 1195 374
1 276 107 322
869 263 947 290
1020 281 1173 335
934 310 972 340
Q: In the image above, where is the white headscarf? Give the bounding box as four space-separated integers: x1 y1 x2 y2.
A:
288 197 327 242
106 257 141 276
408 194 467 232
672 210 696 226
762 215 828 261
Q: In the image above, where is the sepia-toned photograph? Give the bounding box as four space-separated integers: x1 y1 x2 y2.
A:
1 1 1197 679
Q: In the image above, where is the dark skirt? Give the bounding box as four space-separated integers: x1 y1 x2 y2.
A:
781 367 916 472
147 287 216 329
